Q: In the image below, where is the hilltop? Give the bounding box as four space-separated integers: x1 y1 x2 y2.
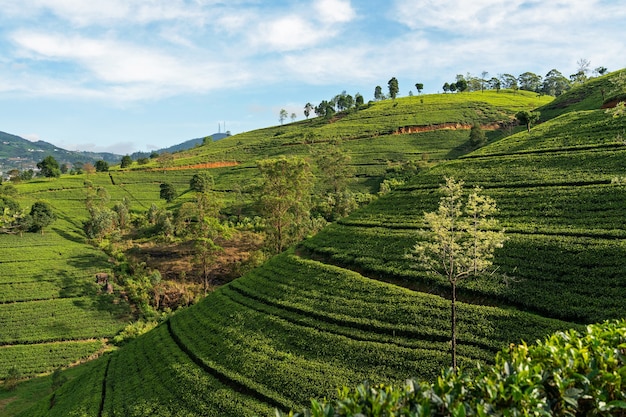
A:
0 131 121 175
3 69 626 416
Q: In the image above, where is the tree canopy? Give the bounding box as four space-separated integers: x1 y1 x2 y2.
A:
36 155 61 178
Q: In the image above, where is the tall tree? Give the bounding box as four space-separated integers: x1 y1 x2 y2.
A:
374 85 383 101
409 177 506 370
518 72 542 92
542 69 571 96
354 93 364 108
37 155 61 178
257 156 314 254
500 73 518 91
304 102 313 119
388 77 399 100
279 109 288 125
480 71 489 92
415 83 424 94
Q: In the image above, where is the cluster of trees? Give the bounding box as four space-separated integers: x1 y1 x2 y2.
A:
444 61 608 96
0 184 56 235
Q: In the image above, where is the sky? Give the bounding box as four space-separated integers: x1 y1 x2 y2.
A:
0 0 625 155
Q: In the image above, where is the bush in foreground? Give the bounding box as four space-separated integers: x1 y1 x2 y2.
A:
281 319 626 416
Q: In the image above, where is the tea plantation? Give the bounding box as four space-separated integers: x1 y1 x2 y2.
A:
4 70 626 416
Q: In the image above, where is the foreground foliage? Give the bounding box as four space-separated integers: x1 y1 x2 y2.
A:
282 319 626 417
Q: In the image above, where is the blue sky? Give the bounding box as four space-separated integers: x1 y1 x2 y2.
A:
1 0 624 154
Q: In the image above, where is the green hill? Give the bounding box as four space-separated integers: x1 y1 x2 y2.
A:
5 70 626 416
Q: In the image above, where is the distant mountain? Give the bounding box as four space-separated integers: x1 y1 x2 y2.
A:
130 132 230 159
0 131 121 174
0 131 231 175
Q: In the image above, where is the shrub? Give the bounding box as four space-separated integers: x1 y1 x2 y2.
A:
281 319 626 417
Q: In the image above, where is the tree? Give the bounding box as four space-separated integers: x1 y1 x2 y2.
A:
313 143 357 221
159 182 177 203
95 160 109 172
279 109 288 125
355 93 364 108
0 196 25 235
442 82 450 93
500 73 518 91
60 163 68 174
415 83 424 94
448 82 457 93
157 152 174 172
374 85 383 101
409 177 506 370
489 77 501 92
257 156 314 254
516 110 541 132
290 113 297 123
304 102 313 119
542 69 571 96
518 72 542 92
469 123 486 148
120 155 133 168
190 172 214 193
37 155 61 178
82 162 96 174
480 71 489 92
388 77 399 100
28 201 56 234
455 78 468 92
594 66 608 76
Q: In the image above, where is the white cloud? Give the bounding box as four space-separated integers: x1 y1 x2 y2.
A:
9 31 253 100
314 0 356 24
254 15 330 52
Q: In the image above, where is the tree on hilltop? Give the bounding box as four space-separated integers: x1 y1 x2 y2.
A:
279 109 288 125
388 77 399 100
415 83 424 94
408 177 506 370
304 102 313 119
374 85 383 101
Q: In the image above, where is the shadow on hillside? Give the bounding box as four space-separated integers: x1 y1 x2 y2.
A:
52 226 85 244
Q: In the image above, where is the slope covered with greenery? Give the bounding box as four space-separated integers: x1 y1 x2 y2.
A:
7 70 626 416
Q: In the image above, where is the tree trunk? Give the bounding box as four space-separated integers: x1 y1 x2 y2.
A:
451 281 457 372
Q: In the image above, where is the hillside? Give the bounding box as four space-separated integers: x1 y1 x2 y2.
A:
5 70 626 416
0 131 121 175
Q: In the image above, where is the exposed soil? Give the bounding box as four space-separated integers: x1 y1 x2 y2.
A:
153 161 239 171
128 231 263 285
601 99 621 109
394 121 508 135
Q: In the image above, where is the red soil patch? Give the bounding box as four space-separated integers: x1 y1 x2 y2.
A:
394 121 506 135
601 99 621 109
160 161 239 171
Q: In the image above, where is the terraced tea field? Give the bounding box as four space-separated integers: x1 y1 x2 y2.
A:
10 71 626 416
23 252 576 417
0 230 131 381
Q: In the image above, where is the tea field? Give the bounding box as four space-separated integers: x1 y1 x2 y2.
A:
8 70 626 416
